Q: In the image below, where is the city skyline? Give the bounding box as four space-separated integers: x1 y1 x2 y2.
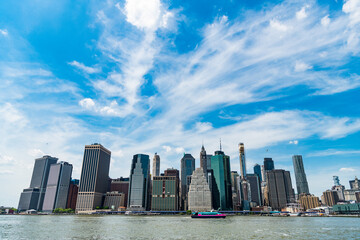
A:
1 0 360 208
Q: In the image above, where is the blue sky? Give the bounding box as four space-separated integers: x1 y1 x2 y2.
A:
0 0 360 207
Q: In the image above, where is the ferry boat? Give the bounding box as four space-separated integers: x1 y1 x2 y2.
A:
191 212 226 218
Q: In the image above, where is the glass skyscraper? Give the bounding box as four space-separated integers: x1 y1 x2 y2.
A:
253 164 262 182
264 158 274 171
180 153 195 210
211 150 232 210
128 154 150 210
238 143 246 179
76 144 111 212
292 155 310 195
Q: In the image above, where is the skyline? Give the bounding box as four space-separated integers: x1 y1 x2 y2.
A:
1 0 360 207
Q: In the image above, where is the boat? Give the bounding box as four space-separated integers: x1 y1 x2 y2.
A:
191 212 226 218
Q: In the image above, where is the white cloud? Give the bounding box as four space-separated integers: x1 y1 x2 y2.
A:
289 140 299 144
343 0 360 26
0 29 8 36
296 7 308 20
294 61 313 72
27 149 45 158
269 19 289 31
79 98 95 109
162 145 172 152
195 122 213 133
68 60 100 74
339 167 356 172
321 15 330 26
308 149 360 157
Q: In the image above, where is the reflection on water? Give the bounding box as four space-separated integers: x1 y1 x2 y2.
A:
1 215 360 239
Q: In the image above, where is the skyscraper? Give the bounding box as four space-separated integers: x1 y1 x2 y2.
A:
292 155 310 195
254 164 262 182
42 161 73 212
266 169 295 210
264 158 274 171
239 143 246 179
247 174 262 206
128 154 150 210
200 145 207 173
151 175 179 211
188 168 212 212
152 153 160 179
76 144 111 213
180 153 195 210
211 150 232 210
66 179 79 210
231 171 240 210
18 155 58 212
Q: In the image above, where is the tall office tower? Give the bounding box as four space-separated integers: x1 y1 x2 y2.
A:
261 165 266 182
254 164 262 182
76 144 111 213
42 162 73 212
206 155 212 170
211 150 233 210
266 169 295 210
263 158 274 171
231 171 240 210
164 168 180 210
110 177 129 208
247 174 262 206
322 190 339 206
239 143 246 179
292 155 310 195
350 177 360 190
188 168 212 212
151 175 179 211
200 145 207 173
152 153 160 179
128 154 150 211
18 155 58 212
180 153 195 210
66 179 79 210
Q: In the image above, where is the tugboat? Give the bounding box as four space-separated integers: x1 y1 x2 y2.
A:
191 212 226 218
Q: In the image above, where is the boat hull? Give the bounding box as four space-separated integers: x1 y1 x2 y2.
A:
191 215 226 218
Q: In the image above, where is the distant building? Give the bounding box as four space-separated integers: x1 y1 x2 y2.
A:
42 162 73 212
76 144 111 212
211 150 232 210
231 171 240 210
128 154 150 211
263 158 274 171
322 190 339 206
152 153 160 179
247 174 262 206
292 155 310 195
344 189 359 202
151 175 179 211
66 179 79 210
206 155 212 170
266 169 295 210
200 145 208 173
110 177 129 208
238 143 246 179
299 194 320 211
18 155 58 212
188 168 212 212
332 185 345 202
180 153 195 210
349 177 360 190
356 192 360 203
254 164 262 182
104 192 125 210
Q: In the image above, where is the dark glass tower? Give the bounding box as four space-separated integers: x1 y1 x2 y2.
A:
128 154 150 210
180 153 195 210
266 169 295 210
253 164 262 182
264 158 274 171
292 155 310 195
76 144 111 212
42 161 73 212
18 155 58 212
211 150 233 210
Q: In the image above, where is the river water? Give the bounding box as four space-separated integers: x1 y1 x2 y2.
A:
1 215 359 239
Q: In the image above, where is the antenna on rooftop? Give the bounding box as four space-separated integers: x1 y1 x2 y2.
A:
220 138 222 151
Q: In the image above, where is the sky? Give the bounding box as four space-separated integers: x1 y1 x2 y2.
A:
0 0 360 207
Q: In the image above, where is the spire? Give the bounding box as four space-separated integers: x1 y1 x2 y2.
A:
220 138 222 151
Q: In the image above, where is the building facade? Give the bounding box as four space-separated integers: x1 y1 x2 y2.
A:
104 192 125 210
266 169 295 210
247 174 262 206
238 143 246 179
188 168 212 212
349 177 360 190
322 190 340 206
128 154 150 211
42 161 73 212
110 177 129 208
299 194 320 210
76 144 111 212
151 176 179 211
180 153 195 210
263 158 274 171
152 153 160 179
18 155 58 212
292 155 310 195
66 179 79 210
200 145 208 173
211 150 232 210
254 164 262 182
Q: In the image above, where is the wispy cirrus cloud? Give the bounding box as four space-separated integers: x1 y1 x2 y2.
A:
68 60 101 74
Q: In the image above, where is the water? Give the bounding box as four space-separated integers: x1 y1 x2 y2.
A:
1 215 359 239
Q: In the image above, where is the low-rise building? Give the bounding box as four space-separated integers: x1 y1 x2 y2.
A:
103 191 125 210
299 194 320 211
